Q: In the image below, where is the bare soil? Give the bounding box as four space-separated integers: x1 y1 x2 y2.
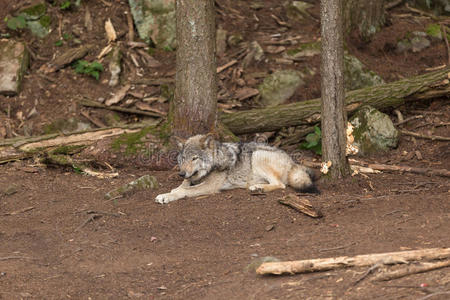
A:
1 0 449 299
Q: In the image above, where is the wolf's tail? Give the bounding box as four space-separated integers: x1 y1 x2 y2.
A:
288 164 319 193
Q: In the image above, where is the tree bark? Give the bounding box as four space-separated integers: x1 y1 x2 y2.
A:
173 0 217 138
220 67 450 135
343 0 385 40
320 0 351 178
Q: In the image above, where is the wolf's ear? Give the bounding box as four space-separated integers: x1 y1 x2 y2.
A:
200 133 216 150
172 136 185 149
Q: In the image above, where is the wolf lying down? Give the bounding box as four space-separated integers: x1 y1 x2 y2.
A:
155 134 318 204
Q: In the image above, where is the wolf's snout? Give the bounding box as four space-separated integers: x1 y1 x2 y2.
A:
178 171 186 178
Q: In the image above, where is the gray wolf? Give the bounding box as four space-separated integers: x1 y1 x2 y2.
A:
155 134 318 204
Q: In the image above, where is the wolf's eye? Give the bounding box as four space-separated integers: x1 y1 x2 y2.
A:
192 156 199 161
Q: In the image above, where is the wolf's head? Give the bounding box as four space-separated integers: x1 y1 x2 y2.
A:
176 134 217 183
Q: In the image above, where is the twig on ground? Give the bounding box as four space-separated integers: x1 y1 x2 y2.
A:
399 129 450 141
217 60 238 73
373 260 450 281
125 10 134 42
353 263 381 286
393 109 404 123
405 3 439 21
80 111 106 128
3 206 35 216
79 98 163 118
0 256 32 261
319 242 356 253
395 115 423 126
75 214 103 231
418 291 450 300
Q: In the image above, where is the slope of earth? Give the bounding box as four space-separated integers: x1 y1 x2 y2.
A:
0 0 449 299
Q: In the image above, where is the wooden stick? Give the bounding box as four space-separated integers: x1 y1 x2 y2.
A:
279 194 322 218
373 260 450 281
399 129 450 141
217 59 238 73
79 98 164 118
367 163 450 177
256 248 450 275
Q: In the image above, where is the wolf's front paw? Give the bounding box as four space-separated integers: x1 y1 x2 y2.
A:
155 193 178 204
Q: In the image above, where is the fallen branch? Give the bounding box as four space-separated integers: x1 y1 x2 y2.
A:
373 260 450 281
222 67 450 134
0 123 149 164
80 98 164 118
399 129 450 141
256 248 450 275
301 160 450 178
367 163 450 178
39 44 94 74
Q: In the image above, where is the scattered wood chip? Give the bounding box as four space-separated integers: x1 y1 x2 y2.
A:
279 194 322 218
136 49 162 68
235 87 259 101
217 59 238 73
265 45 286 54
105 18 117 43
105 84 131 106
97 44 113 60
39 44 94 74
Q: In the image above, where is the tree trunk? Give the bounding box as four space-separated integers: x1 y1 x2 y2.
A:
320 0 350 178
220 67 450 135
343 0 385 41
173 0 217 138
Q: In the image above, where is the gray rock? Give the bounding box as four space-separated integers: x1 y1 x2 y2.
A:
350 106 398 155
20 2 51 38
0 40 29 96
242 41 264 67
285 1 314 21
43 118 91 134
411 35 431 52
128 0 176 49
396 39 411 53
344 52 384 91
258 70 304 107
105 175 159 200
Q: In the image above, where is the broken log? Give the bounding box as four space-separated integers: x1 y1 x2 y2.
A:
373 260 450 281
0 123 151 164
256 248 450 275
222 67 450 134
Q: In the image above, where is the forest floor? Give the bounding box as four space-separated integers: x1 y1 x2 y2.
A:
1 0 449 299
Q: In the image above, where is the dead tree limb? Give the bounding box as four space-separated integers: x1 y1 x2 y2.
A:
373 260 450 281
0 123 149 164
367 163 450 178
221 67 450 134
256 248 450 275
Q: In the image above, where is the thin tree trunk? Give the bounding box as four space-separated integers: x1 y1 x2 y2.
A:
320 0 350 178
220 67 450 134
173 0 217 138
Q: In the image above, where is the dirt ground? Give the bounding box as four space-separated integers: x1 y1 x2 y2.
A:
1 0 450 299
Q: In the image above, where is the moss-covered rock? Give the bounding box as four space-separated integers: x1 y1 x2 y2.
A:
344 52 384 91
128 0 176 49
20 1 51 38
105 175 159 200
284 41 321 59
285 1 314 21
350 106 398 155
258 70 304 107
